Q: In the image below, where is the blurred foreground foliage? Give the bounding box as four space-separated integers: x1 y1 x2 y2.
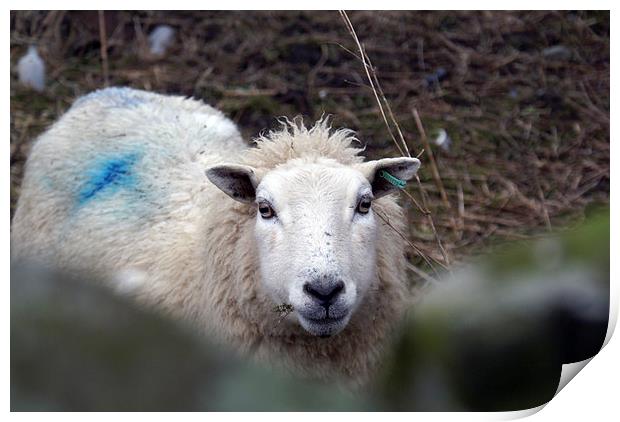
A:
10 266 366 411
11 209 609 411
379 207 609 411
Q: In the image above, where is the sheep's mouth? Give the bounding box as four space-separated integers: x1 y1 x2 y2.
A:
297 313 350 337
305 315 346 324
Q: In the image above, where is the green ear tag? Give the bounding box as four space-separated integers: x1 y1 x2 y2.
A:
379 170 407 189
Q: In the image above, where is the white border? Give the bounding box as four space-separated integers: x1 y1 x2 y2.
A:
2 1 616 11
5 4 615 420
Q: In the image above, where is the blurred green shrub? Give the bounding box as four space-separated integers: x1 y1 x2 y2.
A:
10 265 366 411
379 208 609 411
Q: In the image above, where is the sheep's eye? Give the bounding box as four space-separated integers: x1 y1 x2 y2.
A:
258 201 275 219
357 199 372 214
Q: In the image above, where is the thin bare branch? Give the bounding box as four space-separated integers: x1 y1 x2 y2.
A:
98 11 109 86
411 108 450 209
375 209 446 275
414 175 452 267
339 11 405 156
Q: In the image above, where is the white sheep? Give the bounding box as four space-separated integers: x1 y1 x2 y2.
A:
11 87 421 384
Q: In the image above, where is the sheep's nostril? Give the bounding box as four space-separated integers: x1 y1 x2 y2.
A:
331 281 344 297
303 280 345 306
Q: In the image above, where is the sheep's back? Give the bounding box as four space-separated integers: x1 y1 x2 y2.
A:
12 88 246 301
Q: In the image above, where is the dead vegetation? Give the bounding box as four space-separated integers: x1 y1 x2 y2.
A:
10 11 609 290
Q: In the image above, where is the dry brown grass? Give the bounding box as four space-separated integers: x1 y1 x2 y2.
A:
10 11 609 290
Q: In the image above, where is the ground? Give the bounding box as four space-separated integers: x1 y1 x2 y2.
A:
10 11 610 289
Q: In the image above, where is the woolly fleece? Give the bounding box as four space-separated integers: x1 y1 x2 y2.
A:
11 87 412 384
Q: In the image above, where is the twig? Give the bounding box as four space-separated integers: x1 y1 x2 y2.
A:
339 11 405 156
405 262 439 287
414 175 452 267
224 88 282 97
363 49 411 157
375 209 446 275
457 182 465 239
411 108 450 210
401 188 429 215
340 10 453 273
98 11 109 86
536 182 552 231
273 303 294 327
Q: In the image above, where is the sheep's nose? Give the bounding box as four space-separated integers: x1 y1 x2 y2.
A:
303 279 345 307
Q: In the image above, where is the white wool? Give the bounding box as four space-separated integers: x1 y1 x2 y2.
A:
11 87 416 385
148 25 175 56
17 46 45 92
113 267 148 295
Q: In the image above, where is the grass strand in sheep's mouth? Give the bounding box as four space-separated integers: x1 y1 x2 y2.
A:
273 303 294 327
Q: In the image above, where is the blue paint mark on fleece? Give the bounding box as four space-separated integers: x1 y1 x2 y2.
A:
77 152 140 206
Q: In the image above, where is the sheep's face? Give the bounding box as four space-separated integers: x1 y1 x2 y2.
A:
253 160 377 337
206 156 420 337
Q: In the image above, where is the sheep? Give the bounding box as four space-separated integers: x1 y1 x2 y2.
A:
11 87 421 384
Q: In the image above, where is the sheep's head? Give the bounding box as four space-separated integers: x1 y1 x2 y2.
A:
206 156 420 337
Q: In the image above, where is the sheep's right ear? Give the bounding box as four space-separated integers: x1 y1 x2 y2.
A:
205 164 260 203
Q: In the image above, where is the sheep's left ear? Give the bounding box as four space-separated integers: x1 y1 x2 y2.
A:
205 164 260 203
356 157 421 198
